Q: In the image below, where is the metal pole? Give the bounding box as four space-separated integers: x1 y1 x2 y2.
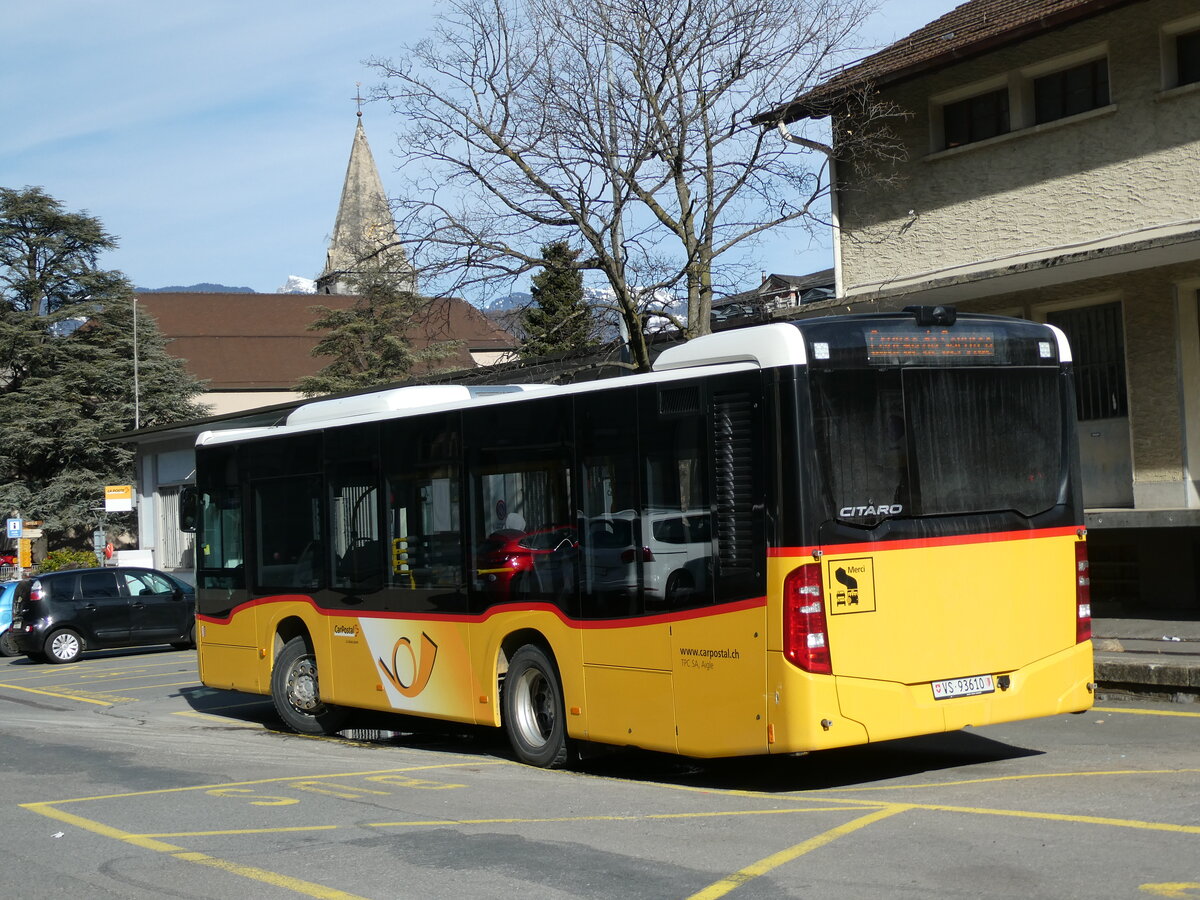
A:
132 296 140 430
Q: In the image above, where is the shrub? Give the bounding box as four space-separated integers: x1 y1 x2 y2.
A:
37 548 101 572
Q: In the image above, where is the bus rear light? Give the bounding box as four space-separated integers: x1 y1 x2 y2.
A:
1075 541 1091 643
783 563 832 674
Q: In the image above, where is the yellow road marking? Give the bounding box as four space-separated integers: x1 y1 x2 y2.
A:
23 802 366 899
2 659 191 682
34 762 509 806
111 680 201 691
145 808 872 839
686 806 906 900
0 682 115 706
824 768 1200 792
1142 884 1200 897
147 826 353 837
900 801 1200 834
23 802 184 852
172 710 264 725
169 852 367 899
365 806 877 828
1095 706 1200 718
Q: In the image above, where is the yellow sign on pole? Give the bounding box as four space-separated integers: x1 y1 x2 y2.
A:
18 538 31 568
105 484 135 512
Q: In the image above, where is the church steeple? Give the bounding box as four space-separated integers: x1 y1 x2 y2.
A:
316 107 415 295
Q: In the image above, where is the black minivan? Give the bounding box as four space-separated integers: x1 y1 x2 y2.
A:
9 567 195 664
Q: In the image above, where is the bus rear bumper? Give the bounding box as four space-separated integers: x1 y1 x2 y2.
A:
768 642 1094 752
835 641 1095 744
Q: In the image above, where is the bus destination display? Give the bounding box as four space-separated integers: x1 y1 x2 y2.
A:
866 327 995 361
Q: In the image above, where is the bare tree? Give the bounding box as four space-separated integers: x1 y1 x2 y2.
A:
372 0 899 371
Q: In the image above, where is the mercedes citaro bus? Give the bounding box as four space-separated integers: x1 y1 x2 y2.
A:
191 307 1094 767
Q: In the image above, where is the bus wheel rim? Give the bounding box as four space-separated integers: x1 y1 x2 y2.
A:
513 669 553 748
286 657 321 712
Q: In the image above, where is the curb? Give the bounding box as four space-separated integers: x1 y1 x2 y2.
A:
1093 654 1200 690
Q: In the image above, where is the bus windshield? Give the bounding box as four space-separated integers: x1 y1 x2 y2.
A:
811 366 1066 525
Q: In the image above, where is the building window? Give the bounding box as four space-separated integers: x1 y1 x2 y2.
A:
1178 30 1200 86
1046 302 1128 421
1033 58 1109 124
943 87 1010 148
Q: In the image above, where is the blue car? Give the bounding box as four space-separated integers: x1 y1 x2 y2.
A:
0 581 18 657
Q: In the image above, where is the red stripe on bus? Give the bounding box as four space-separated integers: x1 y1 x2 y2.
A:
197 593 767 628
767 524 1081 558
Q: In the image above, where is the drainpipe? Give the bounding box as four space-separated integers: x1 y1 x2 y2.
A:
775 122 842 302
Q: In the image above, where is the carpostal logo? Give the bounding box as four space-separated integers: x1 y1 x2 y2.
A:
378 632 439 698
840 504 903 518
333 624 360 637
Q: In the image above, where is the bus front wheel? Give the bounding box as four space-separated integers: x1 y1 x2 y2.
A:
503 644 569 768
270 636 349 735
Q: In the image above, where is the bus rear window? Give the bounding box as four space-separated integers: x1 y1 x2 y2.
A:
811 367 1066 525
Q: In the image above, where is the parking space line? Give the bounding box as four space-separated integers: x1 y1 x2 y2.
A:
363 806 878 829
24 801 365 899
0 682 115 706
30 762 510 806
812 768 1200 793
172 710 265 726
685 805 907 900
1094 706 1200 718
169 851 367 900
115 680 202 691
900 801 1200 834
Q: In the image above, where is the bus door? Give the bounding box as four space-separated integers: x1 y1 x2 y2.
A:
577 389 676 753
668 387 768 757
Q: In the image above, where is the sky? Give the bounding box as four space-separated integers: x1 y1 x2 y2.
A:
3 0 962 297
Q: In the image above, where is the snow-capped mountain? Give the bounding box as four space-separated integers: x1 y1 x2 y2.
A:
276 275 316 294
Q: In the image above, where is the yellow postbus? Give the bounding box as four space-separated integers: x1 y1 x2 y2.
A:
193 308 1093 767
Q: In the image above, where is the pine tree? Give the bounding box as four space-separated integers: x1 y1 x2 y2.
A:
520 242 595 360
0 186 208 543
296 268 461 396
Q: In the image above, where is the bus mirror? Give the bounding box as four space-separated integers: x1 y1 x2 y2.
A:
179 485 198 534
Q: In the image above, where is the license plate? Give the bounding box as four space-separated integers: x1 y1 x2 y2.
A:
931 674 995 700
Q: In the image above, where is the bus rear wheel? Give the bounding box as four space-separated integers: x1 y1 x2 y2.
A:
271 636 349 735
503 644 569 768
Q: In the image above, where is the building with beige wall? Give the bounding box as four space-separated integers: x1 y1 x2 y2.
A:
764 0 1200 613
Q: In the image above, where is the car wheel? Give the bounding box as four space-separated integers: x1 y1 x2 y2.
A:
270 636 350 735
171 622 196 651
503 643 570 768
45 629 84 664
0 629 20 658
665 571 693 606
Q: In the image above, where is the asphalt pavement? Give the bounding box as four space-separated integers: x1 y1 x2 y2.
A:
1092 614 1200 701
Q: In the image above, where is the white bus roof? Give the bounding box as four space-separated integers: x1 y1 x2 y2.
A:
194 316 1063 447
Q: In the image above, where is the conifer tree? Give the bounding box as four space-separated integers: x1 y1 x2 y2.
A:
520 242 594 360
297 268 461 396
0 186 208 543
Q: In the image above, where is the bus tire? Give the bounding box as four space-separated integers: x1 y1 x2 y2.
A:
271 636 349 735
503 643 570 768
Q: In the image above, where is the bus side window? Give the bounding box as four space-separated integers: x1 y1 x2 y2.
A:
383 412 466 603
642 382 714 611
577 390 642 620
466 397 576 614
253 475 324 591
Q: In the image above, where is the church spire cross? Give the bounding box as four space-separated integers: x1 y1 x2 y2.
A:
353 82 364 118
